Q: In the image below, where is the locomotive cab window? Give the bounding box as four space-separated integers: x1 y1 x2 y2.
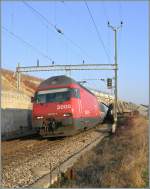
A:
36 94 46 103
34 88 80 103
70 88 80 98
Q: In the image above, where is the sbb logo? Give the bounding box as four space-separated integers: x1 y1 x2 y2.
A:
57 104 72 110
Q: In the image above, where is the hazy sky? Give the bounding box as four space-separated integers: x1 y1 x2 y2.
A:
2 0 149 105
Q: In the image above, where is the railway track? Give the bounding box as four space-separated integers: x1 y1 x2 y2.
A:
30 132 108 188
1 124 109 188
2 134 65 167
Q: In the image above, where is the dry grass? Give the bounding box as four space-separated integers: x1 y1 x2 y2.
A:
1 68 42 96
59 115 149 188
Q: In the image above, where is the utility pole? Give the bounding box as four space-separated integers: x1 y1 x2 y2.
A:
108 21 123 133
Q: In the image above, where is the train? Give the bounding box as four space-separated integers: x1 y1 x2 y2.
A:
31 75 110 137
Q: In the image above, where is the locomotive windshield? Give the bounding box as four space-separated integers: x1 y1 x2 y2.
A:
34 88 80 103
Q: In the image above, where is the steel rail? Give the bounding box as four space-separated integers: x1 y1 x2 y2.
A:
29 130 108 188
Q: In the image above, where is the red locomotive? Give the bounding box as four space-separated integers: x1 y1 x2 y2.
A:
32 75 106 137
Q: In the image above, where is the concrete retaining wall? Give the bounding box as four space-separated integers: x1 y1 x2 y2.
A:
1 108 33 140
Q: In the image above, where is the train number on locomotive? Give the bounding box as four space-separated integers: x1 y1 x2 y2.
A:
57 104 72 110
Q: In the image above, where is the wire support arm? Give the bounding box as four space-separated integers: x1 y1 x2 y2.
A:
16 64 117 73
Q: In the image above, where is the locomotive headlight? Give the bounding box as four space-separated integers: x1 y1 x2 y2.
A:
36 116 43 119
63 113 72 117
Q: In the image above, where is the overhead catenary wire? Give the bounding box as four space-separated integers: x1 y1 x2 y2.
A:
23 1 84 61
84 0 111 63
2 26 53 62
118 1 123 23
23 1 56 30
57 1 95 61
102 2 110 22
101 2 112 61
63 34 91 61
117 2 123 56
46 25 48 54
53 1 57 26
22 1 96 63
23 0 85 63
119 3 124 31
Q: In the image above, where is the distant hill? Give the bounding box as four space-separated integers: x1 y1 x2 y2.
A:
1 68 43 97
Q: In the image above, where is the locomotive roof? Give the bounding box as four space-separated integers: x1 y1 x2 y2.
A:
38 75 77 88
38 75 95 97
